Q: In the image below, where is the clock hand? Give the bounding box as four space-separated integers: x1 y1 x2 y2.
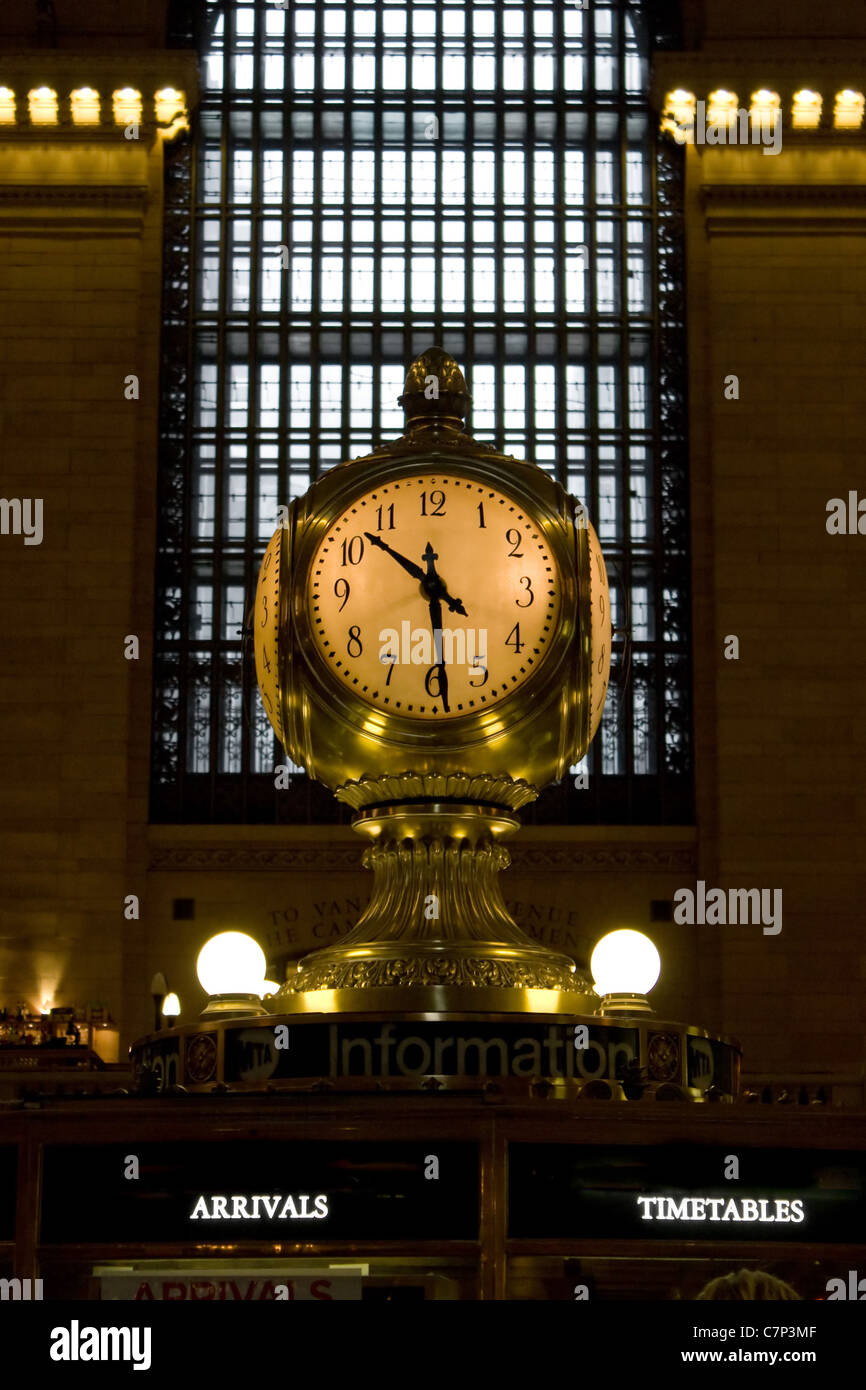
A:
441 586 467 617
420 541 468 617
364 532 425 583
426 591 450 714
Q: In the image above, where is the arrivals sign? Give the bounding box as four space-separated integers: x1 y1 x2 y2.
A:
41 1141 479 1244
100 1271 362 1301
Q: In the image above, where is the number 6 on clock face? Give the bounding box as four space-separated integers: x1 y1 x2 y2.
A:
307 474 563 720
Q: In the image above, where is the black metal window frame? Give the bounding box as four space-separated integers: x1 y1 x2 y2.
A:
152 0 691 825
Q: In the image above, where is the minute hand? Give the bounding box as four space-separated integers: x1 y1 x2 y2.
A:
427 592 450 713
364 532 425 582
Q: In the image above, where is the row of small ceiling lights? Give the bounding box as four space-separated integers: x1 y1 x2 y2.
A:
0 87 186 126
663 87 865 133
2 85 859 133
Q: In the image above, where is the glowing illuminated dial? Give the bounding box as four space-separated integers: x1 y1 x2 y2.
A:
254 525 283 741
588 530 610 740
307 474 563 720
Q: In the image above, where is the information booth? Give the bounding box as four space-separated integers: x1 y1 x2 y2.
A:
3 1092 866 1301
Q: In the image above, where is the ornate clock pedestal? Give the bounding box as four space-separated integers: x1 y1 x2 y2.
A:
253 346 610 1022
272 776 592 1016
132 349 741 1102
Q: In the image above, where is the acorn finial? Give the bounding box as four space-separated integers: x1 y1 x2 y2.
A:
398 346 471 425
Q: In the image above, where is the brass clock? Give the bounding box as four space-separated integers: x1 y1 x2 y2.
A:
254 349 610 799
252 349 610 1012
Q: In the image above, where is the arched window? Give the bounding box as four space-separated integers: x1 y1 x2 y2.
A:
152 0 690 824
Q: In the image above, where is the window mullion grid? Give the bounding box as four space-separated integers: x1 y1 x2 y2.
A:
175 119 202 818
436 3 450 344
493 0 505 447
277 92 290 511
400 0 412 366
464 80 475 421
238 2 266 805
649 121 668 815
585 25 599 544
586 13 599 605
553 0 568 496
372 21 384 443
433 4 443 344
588 0 627 812
434 128 443 345
368 172 382 411
340 79 352 466
274 107 290 798
524 91 536 469
310 90 323 481
615 0 635 799
553 3 583 820
158 0 687 824
208 11 236 817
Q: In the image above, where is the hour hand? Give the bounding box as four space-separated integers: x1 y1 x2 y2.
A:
364 532 425 582
420 540 468 617
441 587 467 618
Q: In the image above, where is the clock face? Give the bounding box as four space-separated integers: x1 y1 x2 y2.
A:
254 524 283 741
306 474 563 720
589 535 611 740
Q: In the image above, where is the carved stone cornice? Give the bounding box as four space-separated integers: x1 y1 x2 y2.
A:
149 845 365 873
148 840 697 875
508 843 697 874
699 183 866 236
703 183 866 202
0 181 150 235
0 183 148 203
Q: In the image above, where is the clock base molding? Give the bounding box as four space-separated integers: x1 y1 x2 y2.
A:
335 771 540 812
130 1010 741 1100
274 799 591 1011
276 976 596 1020
270 985 595 1016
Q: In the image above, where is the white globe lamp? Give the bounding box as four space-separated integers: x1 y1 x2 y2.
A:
590 929 661 1016
196 932 268 1017
161 992 181 1027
